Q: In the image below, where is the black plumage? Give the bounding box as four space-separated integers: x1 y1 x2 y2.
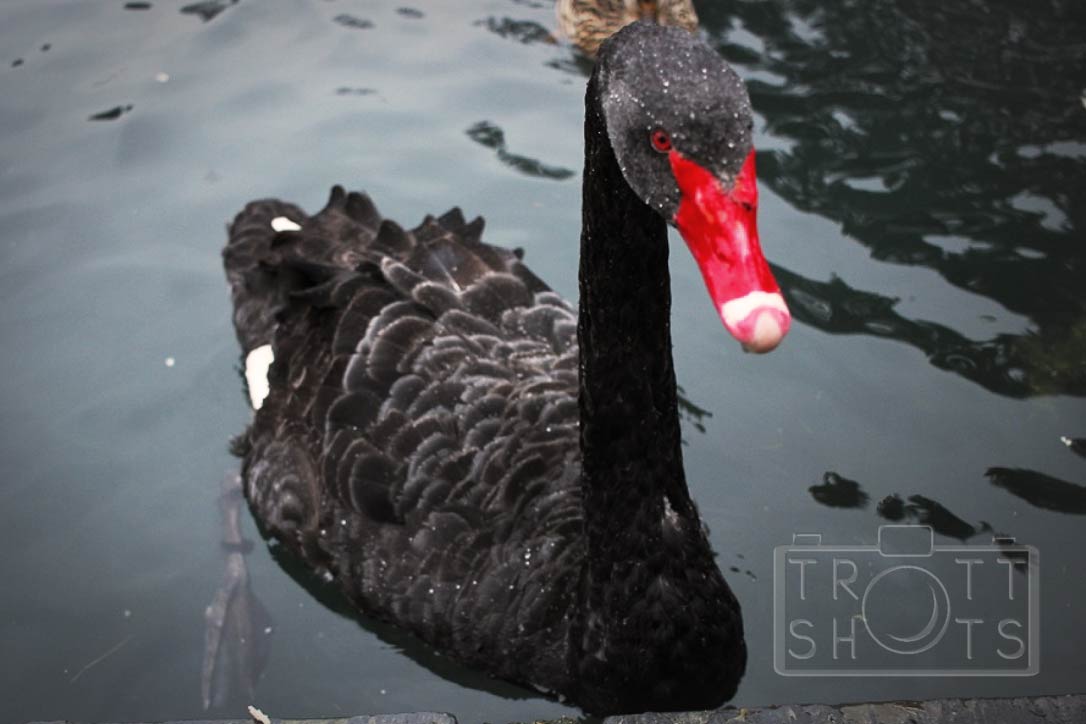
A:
224 23 750 715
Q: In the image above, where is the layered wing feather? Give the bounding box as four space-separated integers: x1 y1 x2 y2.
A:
224 187 584 689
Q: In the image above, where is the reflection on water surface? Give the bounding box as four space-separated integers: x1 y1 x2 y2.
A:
706 0 1086 397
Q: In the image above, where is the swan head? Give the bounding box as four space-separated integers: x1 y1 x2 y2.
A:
597 22 790 353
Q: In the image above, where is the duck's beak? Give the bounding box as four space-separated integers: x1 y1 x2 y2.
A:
670 149 790 353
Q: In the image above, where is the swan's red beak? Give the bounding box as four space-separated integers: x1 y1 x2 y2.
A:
670 149 790 353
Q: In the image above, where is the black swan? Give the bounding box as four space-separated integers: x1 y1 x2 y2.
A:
223 22 789 715
556 0 698 56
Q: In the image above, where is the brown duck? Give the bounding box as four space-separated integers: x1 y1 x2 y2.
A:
556 0 698 56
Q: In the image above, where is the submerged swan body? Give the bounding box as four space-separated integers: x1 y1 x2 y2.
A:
557 0 698 56
223 23 789 715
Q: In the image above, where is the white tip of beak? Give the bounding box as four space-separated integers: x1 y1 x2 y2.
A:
720 291 791 353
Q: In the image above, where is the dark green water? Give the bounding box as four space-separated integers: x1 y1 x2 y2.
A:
1 0 1083 722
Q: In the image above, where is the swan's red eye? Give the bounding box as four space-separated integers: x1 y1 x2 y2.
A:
650 129 672 153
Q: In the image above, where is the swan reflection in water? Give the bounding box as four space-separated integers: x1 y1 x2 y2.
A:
201 475 272 712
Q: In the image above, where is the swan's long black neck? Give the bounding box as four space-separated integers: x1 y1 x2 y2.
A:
571 34 746 711
577 72 695 579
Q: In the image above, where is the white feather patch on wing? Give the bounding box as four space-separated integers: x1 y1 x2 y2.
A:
245 344 274 410
270 216 302 232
